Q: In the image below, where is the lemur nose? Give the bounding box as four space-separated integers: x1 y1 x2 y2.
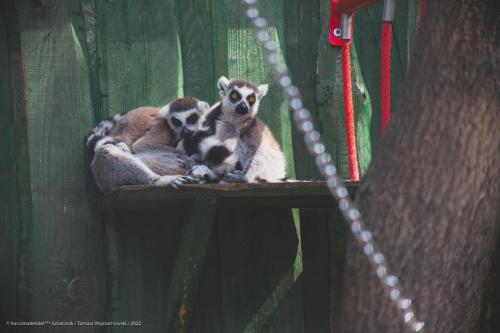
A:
180 127 194 138
235 102 249 115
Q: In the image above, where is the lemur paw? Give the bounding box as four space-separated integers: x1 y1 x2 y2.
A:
188 165 217 182
95 136 130 153
177 156 197 170
94 136 116 150
155 175 197 189
221 170 247 183
115 142 131 153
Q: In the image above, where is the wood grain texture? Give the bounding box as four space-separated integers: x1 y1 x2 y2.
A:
0 2 34 327
354 2 415 144
215 203 299 332
14 0 105 330
70 0 104 121
95 0 183 117
0 7 20 327
87 2 186 331
284 0 322 179
104 209 184 333
406 0 421 72
165 200 217 332
282 4 333 333
102 181 359 211
212 0 296 177
189 229 224 333
176 0 216 102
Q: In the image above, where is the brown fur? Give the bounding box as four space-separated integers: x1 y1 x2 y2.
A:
241 118 281 157
168 97 199 113
132 118 176 153
228 79 258 91
109 107 166 147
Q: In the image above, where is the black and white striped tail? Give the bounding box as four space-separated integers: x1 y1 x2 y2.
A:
85 113 124 153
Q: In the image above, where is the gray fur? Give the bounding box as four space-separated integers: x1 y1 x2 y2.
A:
197 77 286 183
91 143 194 194
88 97 210 193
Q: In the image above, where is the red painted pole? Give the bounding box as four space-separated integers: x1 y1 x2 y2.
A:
381 21 392 133
341 39 360 181
381 0 395 133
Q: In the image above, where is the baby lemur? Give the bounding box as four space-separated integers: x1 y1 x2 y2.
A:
185 76 287 183
86 97 209 193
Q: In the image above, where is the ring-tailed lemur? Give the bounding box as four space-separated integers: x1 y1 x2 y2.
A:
87 97 210 193
187 76 287 183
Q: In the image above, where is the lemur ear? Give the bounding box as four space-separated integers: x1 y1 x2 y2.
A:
257 84 269 98
197 100 210 113
217 76 230 96
158 104 170 118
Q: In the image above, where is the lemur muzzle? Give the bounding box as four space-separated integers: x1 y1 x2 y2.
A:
236 102 249 115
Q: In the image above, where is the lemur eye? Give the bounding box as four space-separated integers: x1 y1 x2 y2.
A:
230 91 240 102
187 113 199 124
171 118 182 128
247 94 256 105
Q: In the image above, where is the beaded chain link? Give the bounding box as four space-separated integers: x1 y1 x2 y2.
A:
240 0 425 331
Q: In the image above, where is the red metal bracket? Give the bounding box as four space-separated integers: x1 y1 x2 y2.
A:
329 0 380 46
329 0 343 46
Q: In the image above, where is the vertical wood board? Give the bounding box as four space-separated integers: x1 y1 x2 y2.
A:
15 0 105 330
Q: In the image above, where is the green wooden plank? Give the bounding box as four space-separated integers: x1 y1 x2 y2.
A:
14 0 105 328
260 276 305 333
316 0 342 174
176 0 216 102
87 2 186 330
190 230 224 333
104 209 183 333
284 0 322 180
95 0 183 117
0 7 20 326
242 207 303 333
70 0 104 122
354 2 414 144
354 5 383 144
299 209 333 333
212 0 295 177
406 0 420 71
103 181 359 212
1 0 34 326
351 44 373 175
326 207 348 332
215 204 300 332
165 200 217 332
282 5 343 333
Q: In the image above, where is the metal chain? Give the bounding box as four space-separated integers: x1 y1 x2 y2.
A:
240 0 425 331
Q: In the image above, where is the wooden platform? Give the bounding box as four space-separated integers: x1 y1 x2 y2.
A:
102 181 359 211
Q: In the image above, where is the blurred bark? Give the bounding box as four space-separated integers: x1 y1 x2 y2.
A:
340 0 500 332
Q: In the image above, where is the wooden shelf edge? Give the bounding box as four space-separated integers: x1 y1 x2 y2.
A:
100 180 360 211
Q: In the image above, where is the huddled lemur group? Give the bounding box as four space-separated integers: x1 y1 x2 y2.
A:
86 76 287 193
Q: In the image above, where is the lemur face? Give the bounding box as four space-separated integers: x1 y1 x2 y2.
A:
217 76 269 120
159 97 210 138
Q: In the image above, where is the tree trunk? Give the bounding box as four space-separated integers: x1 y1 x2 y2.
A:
340 1 500 333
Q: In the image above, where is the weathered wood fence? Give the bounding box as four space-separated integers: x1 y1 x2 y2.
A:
0 0 437 332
